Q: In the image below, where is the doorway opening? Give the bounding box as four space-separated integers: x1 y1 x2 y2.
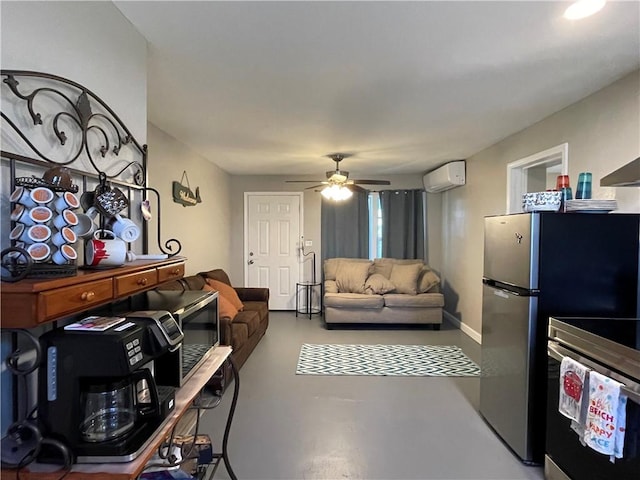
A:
506 143 568 213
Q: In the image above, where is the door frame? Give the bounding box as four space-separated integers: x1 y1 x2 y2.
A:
506 143 568 214
243 191 304 289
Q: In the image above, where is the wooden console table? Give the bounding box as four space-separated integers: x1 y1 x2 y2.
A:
1 257 185 328
1 346 238 480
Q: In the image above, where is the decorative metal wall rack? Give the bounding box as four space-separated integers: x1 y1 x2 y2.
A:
1 70 181 280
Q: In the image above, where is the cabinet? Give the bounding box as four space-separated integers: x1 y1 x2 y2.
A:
1 258 186 328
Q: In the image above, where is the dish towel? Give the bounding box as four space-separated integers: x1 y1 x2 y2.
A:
584 371 627 458
559 357 589 423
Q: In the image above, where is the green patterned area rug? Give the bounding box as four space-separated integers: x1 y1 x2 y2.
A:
296 344 481 377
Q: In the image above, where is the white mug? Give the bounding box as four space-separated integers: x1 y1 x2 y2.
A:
10 186 36 208
108 214 140 242
52 244 78 265
73 207 99 239
29 187 55 206
52 227 77 247
53 209 79 230
27 243 51 263
53 191 80 212
85 230 127 267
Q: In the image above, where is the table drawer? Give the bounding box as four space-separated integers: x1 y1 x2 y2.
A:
40 279 113 321
115 268 159 296
157 262 185 283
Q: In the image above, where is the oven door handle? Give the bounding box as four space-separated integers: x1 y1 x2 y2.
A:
548 341 640 404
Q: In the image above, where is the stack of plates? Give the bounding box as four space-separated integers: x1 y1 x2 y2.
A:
565 199 618 213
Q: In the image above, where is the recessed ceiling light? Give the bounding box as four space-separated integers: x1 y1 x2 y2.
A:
564 0 607 20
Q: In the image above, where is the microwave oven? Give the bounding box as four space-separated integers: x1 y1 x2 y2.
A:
78 289 220 387
144 289 219 387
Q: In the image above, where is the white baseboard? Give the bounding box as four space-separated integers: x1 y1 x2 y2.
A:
443 311 482 344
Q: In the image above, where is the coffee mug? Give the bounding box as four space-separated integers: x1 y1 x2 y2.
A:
53 209 79 230
73 206 99 239
107 214 140 242
10 186 37 208
11 205 52 226
52 244 78 265
85 230 126 267
27 243 51 263
14 224 52 244
29 187 55 206
52 227 77 247
53 191 80 212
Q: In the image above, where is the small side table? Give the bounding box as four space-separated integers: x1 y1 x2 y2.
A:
295 282 322 319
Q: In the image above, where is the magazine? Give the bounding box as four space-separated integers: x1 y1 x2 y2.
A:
63 316 126 332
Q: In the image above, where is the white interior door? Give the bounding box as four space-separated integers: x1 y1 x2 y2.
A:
244 193 302 310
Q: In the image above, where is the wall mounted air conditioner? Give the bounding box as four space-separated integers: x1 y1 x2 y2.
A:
423 160 466 193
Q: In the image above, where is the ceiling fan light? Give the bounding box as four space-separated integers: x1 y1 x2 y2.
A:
321 184 352 201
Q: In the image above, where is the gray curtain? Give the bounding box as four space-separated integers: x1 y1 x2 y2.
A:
380 189 426 260
321 189 369 260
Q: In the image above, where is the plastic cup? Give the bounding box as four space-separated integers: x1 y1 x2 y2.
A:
30 187 55 205
575 172 592 199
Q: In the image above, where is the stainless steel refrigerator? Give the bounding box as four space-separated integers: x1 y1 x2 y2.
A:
479 212 639 465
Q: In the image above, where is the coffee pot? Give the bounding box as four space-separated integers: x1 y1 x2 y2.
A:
79 369 159 443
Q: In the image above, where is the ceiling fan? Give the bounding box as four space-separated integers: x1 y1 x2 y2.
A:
286 153 391 192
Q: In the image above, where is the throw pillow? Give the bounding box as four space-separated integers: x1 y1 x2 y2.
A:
364 274 396 295
335 260 372 294
206 278 244 311
202 284 238 319
418 267 441 293
389 263 423 295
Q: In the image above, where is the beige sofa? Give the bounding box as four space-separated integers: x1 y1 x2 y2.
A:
323 258 444 329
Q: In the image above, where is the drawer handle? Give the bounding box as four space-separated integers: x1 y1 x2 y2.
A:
170 268 181 276
137 278 149 286
81 291 95 301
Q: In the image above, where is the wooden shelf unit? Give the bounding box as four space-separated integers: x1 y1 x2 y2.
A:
1 346 232 480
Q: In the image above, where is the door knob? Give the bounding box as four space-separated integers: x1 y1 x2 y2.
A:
247 259 254 265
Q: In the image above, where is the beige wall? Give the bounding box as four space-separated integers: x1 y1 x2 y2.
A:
439 70 640 341
147 124 231 276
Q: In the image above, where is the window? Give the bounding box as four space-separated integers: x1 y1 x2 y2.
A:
368 192 382 259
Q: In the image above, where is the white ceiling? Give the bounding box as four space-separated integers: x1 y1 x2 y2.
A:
114 1 640 178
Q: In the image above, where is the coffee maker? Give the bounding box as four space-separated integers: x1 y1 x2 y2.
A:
37 311 184 463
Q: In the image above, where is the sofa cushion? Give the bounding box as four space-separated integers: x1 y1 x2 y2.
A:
324 280 338 294
335 260 372 294
389 263 423 295
364 273 396 295
324 257 371 281
231 322 249 347
383 293 445 308
200 269 232 286
242 300 269 324
372 258 423 279
418 267 441 293
324 293 384 309
234 310 260 336
207 278 244 311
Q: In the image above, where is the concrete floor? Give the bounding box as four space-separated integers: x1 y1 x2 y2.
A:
201 312 545 480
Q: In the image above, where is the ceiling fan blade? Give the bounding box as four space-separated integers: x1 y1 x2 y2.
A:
352 179 391 185
285 180 325 183
346 184 366 192
305 184 326 190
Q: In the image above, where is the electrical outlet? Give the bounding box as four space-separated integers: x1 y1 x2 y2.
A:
305 240 313 247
